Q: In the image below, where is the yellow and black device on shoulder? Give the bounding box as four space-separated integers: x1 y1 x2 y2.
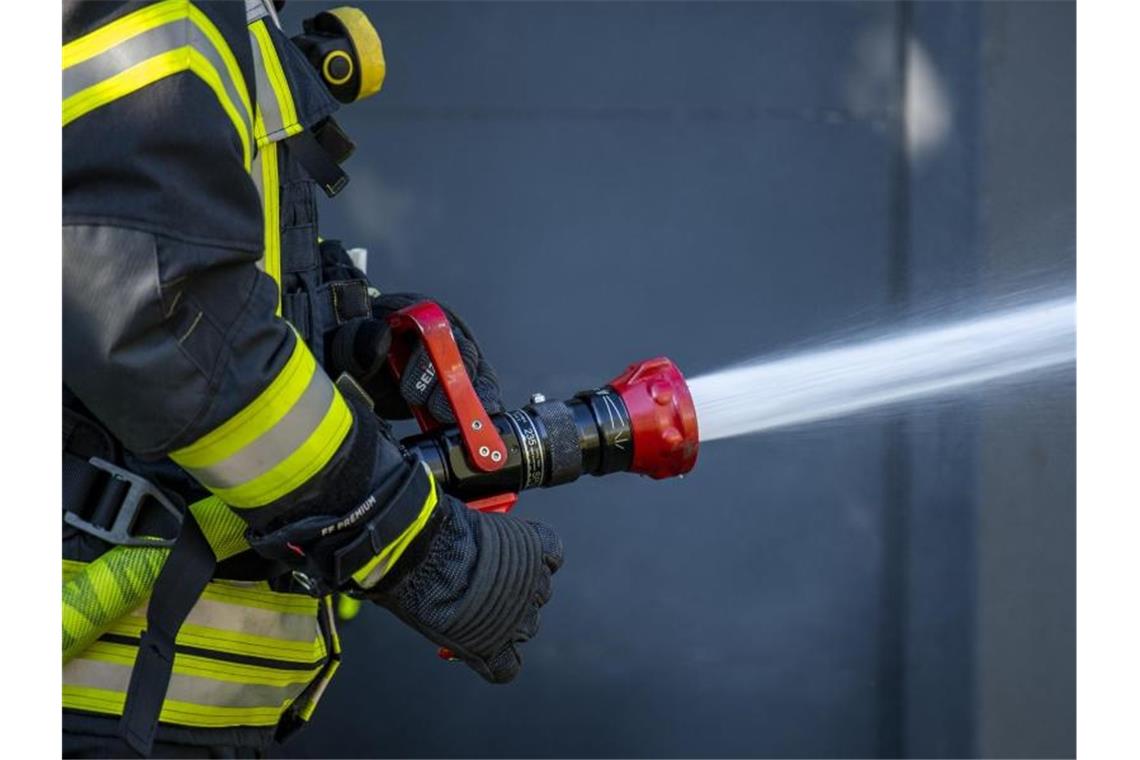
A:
292 6 386 103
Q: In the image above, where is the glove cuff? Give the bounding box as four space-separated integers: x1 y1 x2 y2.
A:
337 461 439 589
245 461 439 591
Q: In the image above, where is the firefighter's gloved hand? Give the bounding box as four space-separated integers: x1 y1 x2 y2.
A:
328 293 503 423
363 496 563 683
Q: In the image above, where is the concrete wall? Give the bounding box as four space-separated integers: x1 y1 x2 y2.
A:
976 3 1076 757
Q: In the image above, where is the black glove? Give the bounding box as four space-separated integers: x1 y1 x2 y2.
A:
328 294 503 424
364 496 563 683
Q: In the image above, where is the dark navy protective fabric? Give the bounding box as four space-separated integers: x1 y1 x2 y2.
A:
63 0 278 456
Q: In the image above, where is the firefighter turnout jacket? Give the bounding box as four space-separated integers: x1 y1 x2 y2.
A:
62 1 423 752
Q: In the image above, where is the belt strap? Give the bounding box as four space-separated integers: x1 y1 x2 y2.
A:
118 517 216 756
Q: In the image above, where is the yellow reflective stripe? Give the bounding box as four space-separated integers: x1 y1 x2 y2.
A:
180 621 327 662
249 20 300 140
171 338 312 468
257 116 283 315
63 46 182 125
186 3 253 120
174 654 319 687
63 685 129 718
63 685 288 727
78 640 322 688
210 389 352 507
187 48 252 170
294 598 341 721
162 700 288 727
63 564 316 628
66 654 311 703
104 614 326 663
62 47 252 170
298 658 340 721
62 0 186 68
352 466 440 587
324 596 343 655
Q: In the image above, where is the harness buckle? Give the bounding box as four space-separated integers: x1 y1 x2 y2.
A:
63 458 184 548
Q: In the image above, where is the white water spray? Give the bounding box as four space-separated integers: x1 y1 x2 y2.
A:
689 296 1075 441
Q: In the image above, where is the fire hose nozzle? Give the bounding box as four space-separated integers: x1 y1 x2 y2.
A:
400 353 699 508
387 300 698 509
606 356 700 480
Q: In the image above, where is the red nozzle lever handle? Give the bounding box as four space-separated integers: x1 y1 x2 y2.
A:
386 301 508 474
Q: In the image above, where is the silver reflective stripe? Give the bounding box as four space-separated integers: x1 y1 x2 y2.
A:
250 148 264 199
181 368 335 491
126 595 320 645
63 21 183 95
61 16 251 138
245 0 270 24
64 658 312 709
250 148 266 272
249 24 287 140
165 597 321 643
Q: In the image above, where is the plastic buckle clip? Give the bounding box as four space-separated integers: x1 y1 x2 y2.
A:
64 458 184 548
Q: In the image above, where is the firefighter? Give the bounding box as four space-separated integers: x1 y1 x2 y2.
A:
62 2 562 756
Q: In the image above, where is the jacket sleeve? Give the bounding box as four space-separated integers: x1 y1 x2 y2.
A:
62 1 362 524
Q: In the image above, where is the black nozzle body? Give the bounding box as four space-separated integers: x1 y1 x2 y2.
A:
402 392 633 503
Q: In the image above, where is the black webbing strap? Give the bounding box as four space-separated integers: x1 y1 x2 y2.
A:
284 128 349 197
62 451 104 523
315 279 372 336
62 407 115 530
118 516 216 756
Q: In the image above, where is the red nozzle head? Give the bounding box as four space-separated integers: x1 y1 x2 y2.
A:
607 357 699 479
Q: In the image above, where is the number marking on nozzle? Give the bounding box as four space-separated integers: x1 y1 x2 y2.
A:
506 409 544 489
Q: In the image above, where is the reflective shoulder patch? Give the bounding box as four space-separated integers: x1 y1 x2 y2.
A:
248 18 302 145
62 0 254 169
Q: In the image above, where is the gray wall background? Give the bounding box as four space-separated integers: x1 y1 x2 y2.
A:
278 2 1075 757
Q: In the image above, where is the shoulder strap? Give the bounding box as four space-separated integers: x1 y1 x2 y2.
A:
118 518 216 756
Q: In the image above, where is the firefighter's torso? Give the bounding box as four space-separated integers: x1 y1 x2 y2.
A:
62 1 378 748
